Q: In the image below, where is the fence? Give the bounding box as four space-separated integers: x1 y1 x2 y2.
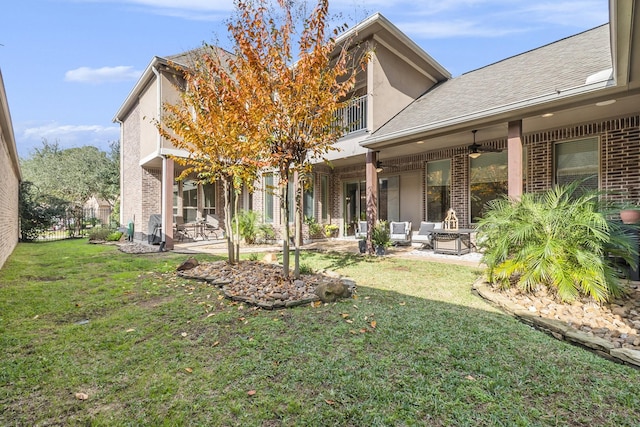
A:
35 206 115 242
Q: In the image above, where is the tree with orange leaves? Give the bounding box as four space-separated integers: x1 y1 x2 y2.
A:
159 0 364 276
158 46 266 264
227 0 365 277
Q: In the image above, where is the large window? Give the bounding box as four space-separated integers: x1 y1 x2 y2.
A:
426 160 451 222
203 183 216 218
263 173 274 223
470 152 508 222
378 176 399 222
555 137 599 191
320 175 329 220
303 175 315 220
182 180 198 222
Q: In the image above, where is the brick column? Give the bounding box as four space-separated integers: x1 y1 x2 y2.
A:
365 150 378 253
163 157 174 250
508 120 523 199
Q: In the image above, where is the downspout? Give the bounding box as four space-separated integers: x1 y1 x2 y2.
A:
115 118 124 227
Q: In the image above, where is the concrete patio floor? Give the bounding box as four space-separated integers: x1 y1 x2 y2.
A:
173 237 484 268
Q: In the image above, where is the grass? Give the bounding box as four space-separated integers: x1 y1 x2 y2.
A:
1 239 639 426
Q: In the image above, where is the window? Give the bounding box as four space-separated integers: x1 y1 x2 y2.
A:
182 180 198 222
303 174 315 220
320 175 329 220
426 160 451 222
263 173 274 223
173 182 179 217
555 137 598 191
378 176 399 222
203 182 216 217
470 151 508 222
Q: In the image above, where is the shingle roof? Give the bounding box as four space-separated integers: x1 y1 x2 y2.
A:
370 24 612 140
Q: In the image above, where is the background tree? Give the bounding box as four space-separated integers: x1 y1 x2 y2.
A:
226 0 364 277
20 139 120 206
18 181 68 241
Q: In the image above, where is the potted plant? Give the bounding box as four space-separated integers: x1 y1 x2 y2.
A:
620 205 640 224
371 220 390 256
358 236 367 254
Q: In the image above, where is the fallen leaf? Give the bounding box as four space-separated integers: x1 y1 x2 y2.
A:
341 313 349 318
311 300 322 308
465 375 476 381
239 317 246 321
353 305 359 309
399 302 406 306
247 390 256 396
75 392 89 401
181 332 188 337
345 319 353 324
349 330 358 334
33 315 39 320
359 328 368 333
126 328 135 333
370 320 377 329
325 399 336 405
213 341 220 347
207 313 215 318
185 367 193 373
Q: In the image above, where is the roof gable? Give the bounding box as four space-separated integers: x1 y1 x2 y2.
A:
370 24 612 140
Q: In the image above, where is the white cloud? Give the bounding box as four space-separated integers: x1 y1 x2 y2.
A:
65 66 143 84
18 122 120 156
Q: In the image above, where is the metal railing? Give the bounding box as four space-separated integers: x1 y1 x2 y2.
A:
333 95 367 135
33 207 115 241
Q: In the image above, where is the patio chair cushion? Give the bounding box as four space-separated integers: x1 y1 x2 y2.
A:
418 222 435 235
392 222 407 235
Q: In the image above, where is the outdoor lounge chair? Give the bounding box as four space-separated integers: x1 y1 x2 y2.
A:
355 220 368 239
204 214 222 239
389 221 412 245
174 215 192 241
412 221 443 249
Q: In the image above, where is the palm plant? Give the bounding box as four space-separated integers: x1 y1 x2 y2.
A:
476 182 637 302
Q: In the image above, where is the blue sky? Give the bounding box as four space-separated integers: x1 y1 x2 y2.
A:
1 0 609 157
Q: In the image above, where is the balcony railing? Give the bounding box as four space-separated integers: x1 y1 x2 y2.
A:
333 95 367 135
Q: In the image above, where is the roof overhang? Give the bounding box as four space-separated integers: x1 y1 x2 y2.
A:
610 0 640 89
0 69 21 180
362 2 640 156
335 13 451 82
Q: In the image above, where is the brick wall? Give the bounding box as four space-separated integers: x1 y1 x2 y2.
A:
0 138 19 269
120 104 144 240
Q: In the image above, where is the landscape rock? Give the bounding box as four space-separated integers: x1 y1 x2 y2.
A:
315 281 353 303
176 257 199 271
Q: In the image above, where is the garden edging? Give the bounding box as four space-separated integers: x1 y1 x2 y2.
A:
473 279 640 368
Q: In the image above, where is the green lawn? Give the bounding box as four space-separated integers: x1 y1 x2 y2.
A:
1 239 639 426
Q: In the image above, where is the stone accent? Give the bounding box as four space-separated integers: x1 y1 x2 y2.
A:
474 280 640 368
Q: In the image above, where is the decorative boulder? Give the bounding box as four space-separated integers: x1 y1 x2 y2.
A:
315 281 353 303
176 257 199 271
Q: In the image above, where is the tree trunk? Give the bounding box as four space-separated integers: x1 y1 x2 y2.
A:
280 176 290 278
293 171 302 279
234 189 240 262
223 178 236 264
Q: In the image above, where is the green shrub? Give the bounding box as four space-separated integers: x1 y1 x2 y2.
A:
88 227 112 241
371 220 390 248
304 216 324 238
257 223 276 243
324 224 338 238
106 231 123 242
476 182 637 302
234 210 259 244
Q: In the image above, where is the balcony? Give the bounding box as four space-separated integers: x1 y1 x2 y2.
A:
333 95 367 135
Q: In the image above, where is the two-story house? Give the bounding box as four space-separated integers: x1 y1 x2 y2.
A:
114 1 640 249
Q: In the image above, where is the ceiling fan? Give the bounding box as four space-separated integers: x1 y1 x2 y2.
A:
468 130 501 158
